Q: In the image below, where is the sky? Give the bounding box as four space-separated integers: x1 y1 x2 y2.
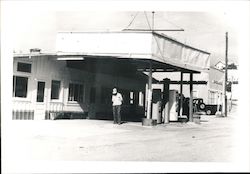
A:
5 1 247 66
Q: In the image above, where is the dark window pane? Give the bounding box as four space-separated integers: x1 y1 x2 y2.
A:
13 76 28 98
51 80 60 99
17 62 31 73
68 83 84 102
37 81 45 102
68 83 74 101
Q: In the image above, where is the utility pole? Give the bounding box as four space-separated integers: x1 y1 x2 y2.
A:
224 32 228 117
189 73 193 122
152 11 155 31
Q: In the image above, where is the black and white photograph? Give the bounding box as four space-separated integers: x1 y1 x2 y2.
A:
1 0 250 173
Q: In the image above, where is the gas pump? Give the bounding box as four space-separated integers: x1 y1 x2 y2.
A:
151 82 171 124
169 90 179 121
152 88 162 123
145 78 172 124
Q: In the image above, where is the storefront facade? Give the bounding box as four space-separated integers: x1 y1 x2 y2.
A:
12 31 210 122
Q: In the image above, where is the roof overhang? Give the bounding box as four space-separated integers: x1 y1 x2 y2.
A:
55 31 210 73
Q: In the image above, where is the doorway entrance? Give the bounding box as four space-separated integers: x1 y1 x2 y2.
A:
34 81 46 120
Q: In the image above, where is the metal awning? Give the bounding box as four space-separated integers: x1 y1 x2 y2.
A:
56 31 210 73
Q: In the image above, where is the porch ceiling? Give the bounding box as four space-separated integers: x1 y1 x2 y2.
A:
63 55 200 74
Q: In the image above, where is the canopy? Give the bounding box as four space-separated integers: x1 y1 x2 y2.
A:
56 31 210 72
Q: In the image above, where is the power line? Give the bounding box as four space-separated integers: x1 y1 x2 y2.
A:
124 12 139 30
144 12 167 63
144 11 152 30
123 11 185 65
124 12 184 32
123 29 184 32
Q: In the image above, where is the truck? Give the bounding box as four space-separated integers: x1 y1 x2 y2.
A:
183 98 222 115
192 98 222 115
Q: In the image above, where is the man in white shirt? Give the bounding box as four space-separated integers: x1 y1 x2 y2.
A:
112 88 123 124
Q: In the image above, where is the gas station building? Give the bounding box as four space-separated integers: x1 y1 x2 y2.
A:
12 31 210 123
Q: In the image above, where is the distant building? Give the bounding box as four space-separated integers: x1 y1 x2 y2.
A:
214 61 239 102
214 61 238 82
153 66 224 105
214 61 225 70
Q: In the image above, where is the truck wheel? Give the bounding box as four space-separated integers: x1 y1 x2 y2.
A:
206 109 212 115
199 103 206 110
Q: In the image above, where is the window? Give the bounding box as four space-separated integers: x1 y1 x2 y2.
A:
13 76 28 98
139 91 144 107
68 83 84 102
130 91 134 104
129 91 139 105
134 91 139 106
37 81 45 102
17 62 32 73
51 80 61 100
209 91 216 104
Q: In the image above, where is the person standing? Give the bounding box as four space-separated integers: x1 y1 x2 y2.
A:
112 88 123 124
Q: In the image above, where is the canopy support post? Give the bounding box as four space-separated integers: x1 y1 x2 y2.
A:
189 72 193 122
146 60 153 119
179 72 184 116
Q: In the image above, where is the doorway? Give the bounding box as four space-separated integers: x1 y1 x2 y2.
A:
35 81 46 120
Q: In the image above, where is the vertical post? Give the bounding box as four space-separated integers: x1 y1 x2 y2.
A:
152 11 155 31
216 94 220 113
224 32 228 117
230 86 232 112
179 72 184 116
163 78 170 123
189 72 193 122
146 60 153 119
